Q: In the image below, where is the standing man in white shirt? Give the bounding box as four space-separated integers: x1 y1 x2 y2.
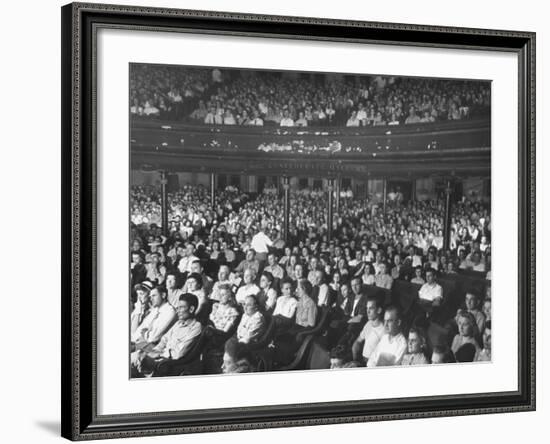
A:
250 226 273 263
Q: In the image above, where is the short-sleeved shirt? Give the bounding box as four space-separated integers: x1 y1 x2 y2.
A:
209 303 239 332
418 282 443 302
357 321 385 359
367 333 407 367
273 295 298 319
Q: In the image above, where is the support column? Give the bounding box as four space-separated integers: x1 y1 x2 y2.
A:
443 180 453 251
283 176 290 244
327 178 334 242
335 177 341 214
210 173 216 209
160 170 169 236
382 179 387 214
411 178 417 202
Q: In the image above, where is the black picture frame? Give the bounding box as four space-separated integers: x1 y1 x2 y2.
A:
61 2 536 440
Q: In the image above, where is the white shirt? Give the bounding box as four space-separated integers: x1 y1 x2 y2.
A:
316 283 330 307
273 295 298 318
280 118 294 127
154 318 202 359
250 231 273 254
235 284 260 305
177 255 199 274
418 282 443 302
357 321 385 359
131 302 176 344
367 332 407 367
237 311 266 343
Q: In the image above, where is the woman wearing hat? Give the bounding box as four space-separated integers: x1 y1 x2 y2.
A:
130 281 154 335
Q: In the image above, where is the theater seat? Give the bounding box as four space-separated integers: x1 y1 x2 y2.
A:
306 339 331 370
246 313 276 352
277 335 315 371
296 306 332 342
391 279 422 314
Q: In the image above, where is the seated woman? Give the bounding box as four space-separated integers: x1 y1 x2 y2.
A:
272 278 298 333
130 281 153 337
410 266 425 285
208 284 240 336
451 310 481 357
401 327 429 366
293 279 318 331
361 263 376 286
235 268 260 306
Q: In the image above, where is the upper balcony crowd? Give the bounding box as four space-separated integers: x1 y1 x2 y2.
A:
130 65 491 128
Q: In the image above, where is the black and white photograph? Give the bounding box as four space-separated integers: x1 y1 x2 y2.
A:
129 64 492 378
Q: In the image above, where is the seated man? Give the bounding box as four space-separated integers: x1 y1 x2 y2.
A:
131 293 202 377
351 296 385 365
236 295 266 344
235 268 261 305
234 248 261 277
418 268 443 307
367 306 407 367
329 344 359 369
131 286 176 350
263 252 285 281
456 291 486 334
311 269 331 307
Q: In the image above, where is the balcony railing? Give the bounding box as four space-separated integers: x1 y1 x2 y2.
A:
130 117 490 157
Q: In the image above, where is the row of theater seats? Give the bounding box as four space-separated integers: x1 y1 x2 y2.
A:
150 271 489 377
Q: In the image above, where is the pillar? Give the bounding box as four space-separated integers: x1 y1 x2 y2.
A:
283 176 290 244
327 178 334 242
160 170 168 236
210 173 216 209
335 177 341 214
383 178 387 214
444 180 453 251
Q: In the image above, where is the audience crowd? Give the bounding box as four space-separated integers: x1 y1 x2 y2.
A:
130 66 491 128
129 183 491 377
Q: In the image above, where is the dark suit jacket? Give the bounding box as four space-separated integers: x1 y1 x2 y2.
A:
352 294 368 317
336 293 367 317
